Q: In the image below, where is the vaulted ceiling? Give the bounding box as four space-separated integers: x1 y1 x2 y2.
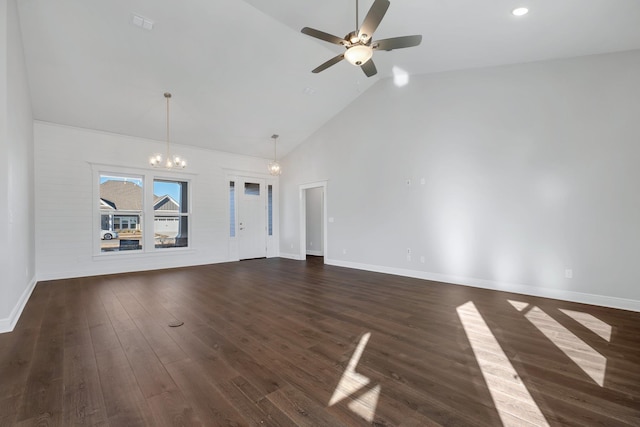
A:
17 0 640 159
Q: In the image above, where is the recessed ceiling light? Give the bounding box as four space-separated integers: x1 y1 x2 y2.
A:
512 7 529 16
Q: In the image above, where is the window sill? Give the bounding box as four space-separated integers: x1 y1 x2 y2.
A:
93 247 195 260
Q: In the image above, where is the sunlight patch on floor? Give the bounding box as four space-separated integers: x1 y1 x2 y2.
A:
525 306 607 386
508 300 530 312
347 385 381 422
457 301 549 427
559 309 612 342
329 332 380 422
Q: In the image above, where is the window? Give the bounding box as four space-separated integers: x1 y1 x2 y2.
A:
114 216 139 230
154 179 189 248
244 182 260 195
268 184 273 236
96 170 192 254
229 181 236 237
99 174 143 252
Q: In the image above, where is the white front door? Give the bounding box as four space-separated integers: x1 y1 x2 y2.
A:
238 179 267 260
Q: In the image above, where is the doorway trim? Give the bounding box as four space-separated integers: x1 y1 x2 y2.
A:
225 170 279 261
299 181 328 262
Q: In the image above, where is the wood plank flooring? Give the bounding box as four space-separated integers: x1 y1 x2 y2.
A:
1 257 639 426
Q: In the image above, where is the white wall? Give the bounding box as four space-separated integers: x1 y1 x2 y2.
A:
280 50 640 311
0 0 36 333
34 122 279 280
305 186 323 255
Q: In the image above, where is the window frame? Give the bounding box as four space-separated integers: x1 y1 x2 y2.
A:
92 164 192 257
153 178 190 249
229 181 236 238
268 184 273 236
98 172 145 253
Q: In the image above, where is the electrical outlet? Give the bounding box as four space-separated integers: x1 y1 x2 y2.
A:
420 256 425 263
407 248 411 255
565 269 573 279
343 248 347 255
407 254 412 262
310 241 313 247
290 243 294 249
420 178 426 185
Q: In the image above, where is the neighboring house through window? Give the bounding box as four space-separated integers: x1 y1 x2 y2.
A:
153 179 189 248
99 175 143 252
98 174 190 253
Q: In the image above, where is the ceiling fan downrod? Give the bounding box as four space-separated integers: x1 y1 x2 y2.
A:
356 0 359 34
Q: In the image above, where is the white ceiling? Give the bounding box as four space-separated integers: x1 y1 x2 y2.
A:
17 0 640 159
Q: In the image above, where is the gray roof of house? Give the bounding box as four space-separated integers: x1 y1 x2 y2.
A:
100 180 178 212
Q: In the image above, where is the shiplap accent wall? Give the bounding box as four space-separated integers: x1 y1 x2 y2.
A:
34 122 278 281
280 49 640 311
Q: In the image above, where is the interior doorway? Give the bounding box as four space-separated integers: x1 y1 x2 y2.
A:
299 181 328 261
305 187 324 256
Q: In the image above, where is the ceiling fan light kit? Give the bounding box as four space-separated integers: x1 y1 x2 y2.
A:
344 45 373 66
301 0 422 77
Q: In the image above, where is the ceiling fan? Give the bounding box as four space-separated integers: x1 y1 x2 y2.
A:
301 0 422 77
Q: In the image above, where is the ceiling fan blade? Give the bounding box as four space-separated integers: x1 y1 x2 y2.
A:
357 0 390 42
312 54 345 73
301 27 346 46
373 35 422 51
361 59 377 77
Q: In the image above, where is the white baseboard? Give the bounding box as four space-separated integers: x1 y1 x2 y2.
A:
324 258 640 313
279 252 304 260
35 257 233 282
0 277 38 334
306 250 324 256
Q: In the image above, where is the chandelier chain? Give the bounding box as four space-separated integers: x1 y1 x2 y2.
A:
268 134 282 176
273 135 277 160
165 92 171 161
149 92 186 169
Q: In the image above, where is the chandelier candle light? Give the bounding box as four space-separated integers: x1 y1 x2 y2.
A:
149 92 186 169
268 134 282 176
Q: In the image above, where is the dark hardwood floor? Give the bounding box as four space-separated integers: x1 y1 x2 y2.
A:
1 256 639 426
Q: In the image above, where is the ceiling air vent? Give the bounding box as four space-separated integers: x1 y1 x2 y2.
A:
132 14 154 31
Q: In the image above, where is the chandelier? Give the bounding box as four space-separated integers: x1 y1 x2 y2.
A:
149 92 186 169
268 134 282 176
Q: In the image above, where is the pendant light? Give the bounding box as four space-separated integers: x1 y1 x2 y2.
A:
149 92 186 169
268 134 282 176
